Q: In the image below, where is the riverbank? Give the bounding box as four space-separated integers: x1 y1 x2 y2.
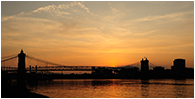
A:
1 82 49 98
1 71 49 98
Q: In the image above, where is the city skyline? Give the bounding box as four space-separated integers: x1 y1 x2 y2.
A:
1 1 194 69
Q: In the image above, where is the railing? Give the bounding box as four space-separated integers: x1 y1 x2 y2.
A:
1 65 124 72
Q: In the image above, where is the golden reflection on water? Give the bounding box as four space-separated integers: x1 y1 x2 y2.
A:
141 80 149 98
28 79 194 98
173 80 187 98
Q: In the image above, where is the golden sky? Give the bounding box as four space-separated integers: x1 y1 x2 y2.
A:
1 1 194 68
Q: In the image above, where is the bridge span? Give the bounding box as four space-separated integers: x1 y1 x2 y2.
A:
1 50 158 73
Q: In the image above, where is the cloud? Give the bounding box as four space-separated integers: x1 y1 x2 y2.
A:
2 2 194 54
33 4 57 13
2 14 106 52
133 29 158 36
33 1 94 17
1 12 25 22
128 11 193 22
110 7 118 13
2 1 94 22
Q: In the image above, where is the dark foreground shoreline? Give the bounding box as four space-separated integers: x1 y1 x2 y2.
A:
1 83 49 98
1 71 49 98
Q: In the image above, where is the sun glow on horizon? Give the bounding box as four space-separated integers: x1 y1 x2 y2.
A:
1 1 194 68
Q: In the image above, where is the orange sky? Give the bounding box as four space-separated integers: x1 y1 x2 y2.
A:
1 1 194 69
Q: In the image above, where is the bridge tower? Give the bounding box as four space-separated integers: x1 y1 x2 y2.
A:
140 57 149 79
17 49 26 89
141 58 149 72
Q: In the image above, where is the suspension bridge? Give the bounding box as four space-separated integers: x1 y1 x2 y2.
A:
1 50 159 73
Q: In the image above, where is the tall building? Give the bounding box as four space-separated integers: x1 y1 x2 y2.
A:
171 58 185 71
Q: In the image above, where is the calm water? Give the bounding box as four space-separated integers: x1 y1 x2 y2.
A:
27 79 194 98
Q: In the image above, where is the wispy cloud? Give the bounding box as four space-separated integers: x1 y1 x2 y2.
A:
33 4 57 13
110 7 118 13
2 1 94 22
1 12 25 21
128 11 193 22
32 1 94 16
133 29 158 36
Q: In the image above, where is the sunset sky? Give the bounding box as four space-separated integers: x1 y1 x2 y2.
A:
1 1 194 69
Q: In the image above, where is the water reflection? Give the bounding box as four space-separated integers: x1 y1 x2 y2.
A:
92 81 113 86
26 79 194 98
173 80 186 98
27 80 38 91
141 80 149 98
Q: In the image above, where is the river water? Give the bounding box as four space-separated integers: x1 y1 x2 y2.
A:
27 79 194 98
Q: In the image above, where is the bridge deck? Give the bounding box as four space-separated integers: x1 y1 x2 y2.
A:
1 69 93 72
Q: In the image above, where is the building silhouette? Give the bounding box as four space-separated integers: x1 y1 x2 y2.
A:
171 59 185 71
153 66 164 71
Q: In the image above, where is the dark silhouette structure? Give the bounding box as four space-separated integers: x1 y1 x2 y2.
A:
17 49 26 90
1 50 194 80
170 58 193 79
153 66 164 71
1 50 49 98
171 59 185 71
140 57 149 79
141 58 149 72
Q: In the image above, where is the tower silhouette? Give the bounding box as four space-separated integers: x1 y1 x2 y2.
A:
140 57 149 79
141 58 149 72
17 49 26 89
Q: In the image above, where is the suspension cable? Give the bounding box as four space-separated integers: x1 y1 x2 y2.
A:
150 61 161 66
1 54 18 59
149 63 157 67
1 56 18 62
128 62 140 66
26 55 63 66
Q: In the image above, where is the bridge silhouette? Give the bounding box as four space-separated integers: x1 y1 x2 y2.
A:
1 50 159 73
1 50 194 98
2 50 194 83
